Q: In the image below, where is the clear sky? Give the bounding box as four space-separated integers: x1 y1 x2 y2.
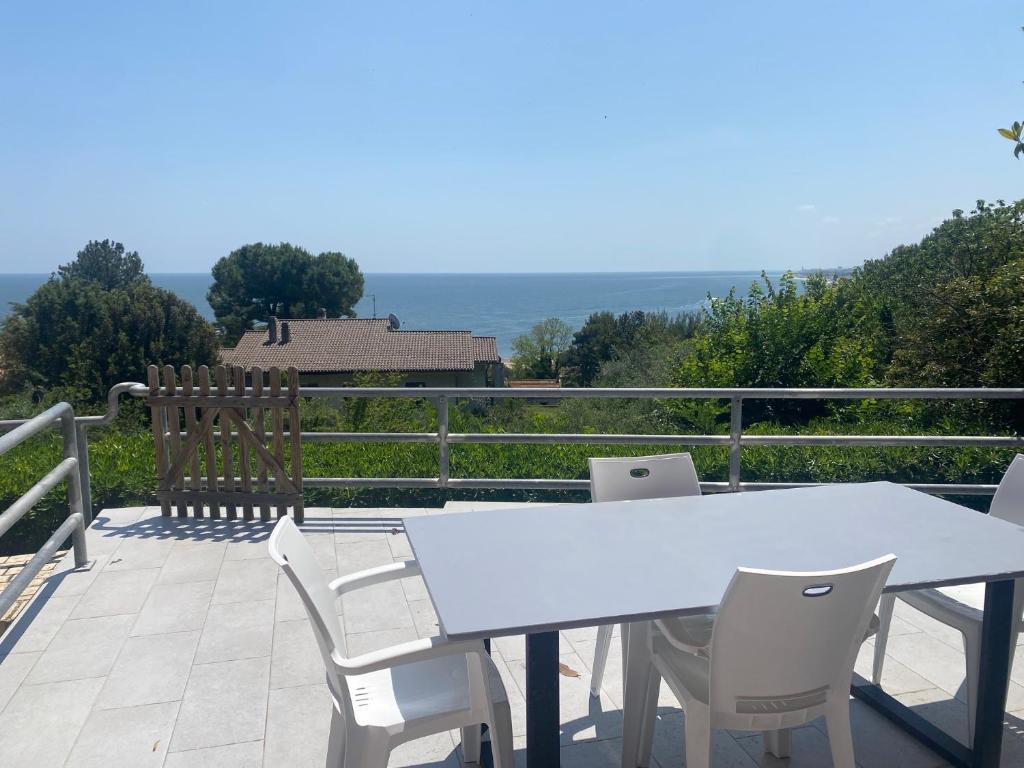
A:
0 1 1021 274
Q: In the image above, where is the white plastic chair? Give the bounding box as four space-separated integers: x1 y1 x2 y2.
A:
872 454 1024 741
588 453 703 697
269 517 514 768
622 555 896 768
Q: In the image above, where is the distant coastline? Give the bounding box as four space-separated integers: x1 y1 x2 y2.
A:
0 270 788 357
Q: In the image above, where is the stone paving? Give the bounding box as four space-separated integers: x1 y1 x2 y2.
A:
0 552 64 635
1 504 1024 767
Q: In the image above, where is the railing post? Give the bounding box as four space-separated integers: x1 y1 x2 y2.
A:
437 396 449 487
75 423 92 525
729 396 742 492
60 408 88 567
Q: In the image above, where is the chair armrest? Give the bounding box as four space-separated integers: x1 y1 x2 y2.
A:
328 560 422 597
654 614 714 655
332 635 486 675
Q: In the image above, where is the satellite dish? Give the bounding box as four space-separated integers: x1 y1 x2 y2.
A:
387 313 400 331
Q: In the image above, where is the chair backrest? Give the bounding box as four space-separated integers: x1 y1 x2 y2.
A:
991 454 1024 526
588 453 701 503
268 517 347 695
708 554 895 719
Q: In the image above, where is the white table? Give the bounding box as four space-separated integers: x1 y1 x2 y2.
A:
406 483 1024 768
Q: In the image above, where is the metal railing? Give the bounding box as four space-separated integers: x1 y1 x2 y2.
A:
135 385 1024 497
0 403 88 618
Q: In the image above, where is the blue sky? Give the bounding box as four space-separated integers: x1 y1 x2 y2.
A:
0 1 1020 273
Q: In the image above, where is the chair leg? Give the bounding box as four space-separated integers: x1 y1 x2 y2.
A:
636 669 661 767
488 701 515 768
326 706 345 768
461 724 482 764
824 697 856 768
963 624 982 744
764 728 792 758
620 624 653 768
591 623 614 697
872 593 896 685
682 705 712 768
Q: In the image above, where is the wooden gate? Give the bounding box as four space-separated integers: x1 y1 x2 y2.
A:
147 364 304 523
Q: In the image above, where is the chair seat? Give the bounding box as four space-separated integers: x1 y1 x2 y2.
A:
348 653 507 730
897 586 984 631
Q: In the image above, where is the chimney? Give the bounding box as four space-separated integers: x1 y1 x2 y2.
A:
280 321 290 344
267 316 278 344
317 307 327 320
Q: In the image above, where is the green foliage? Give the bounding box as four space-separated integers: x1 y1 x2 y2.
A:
0 242 219 402
509 318 574 378
208 242 364 343
996 27 1023 159
559 310 699 386
57 239 146 289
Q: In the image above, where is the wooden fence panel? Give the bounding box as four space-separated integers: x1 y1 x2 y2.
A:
147 364 304 522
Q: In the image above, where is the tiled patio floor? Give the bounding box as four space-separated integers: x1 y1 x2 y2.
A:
2 505 1024 767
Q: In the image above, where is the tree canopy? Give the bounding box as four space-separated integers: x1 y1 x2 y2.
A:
0 240 218 401
672 199 1024 428
57 239 147 289
208 242 364 343
509 318 574 379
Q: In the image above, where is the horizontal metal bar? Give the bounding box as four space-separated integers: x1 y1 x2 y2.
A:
174 430 1021 448
171 431 440 444
742 435 1024 447
734 481 999 496
0 403 75 454
304 477 443 489
447 433 732 446
0 457 78 539
0 512 85 619
129 384 1024 401
0 382 146 433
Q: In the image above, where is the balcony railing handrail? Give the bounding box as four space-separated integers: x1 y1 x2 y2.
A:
0 402 88 618
143 383 1024 498
2 384 1022 521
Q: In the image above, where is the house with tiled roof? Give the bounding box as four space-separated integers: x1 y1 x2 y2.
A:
220 315 503 387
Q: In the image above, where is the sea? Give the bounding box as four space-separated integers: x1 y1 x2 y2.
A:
0 271 782 357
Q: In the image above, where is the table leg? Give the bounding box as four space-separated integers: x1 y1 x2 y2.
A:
526 631 560 767
972 578 1015 768
480 638 494 768
851 579 1016 768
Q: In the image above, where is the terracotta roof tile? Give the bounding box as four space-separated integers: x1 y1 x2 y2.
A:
220 318 501 373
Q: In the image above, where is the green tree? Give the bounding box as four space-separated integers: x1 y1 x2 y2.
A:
208 242 364 343
510 318 574 379
560 309 700 386
0 243 218 401
57 239 146 289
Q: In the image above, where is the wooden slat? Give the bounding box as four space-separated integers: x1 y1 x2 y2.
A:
156 489 301 506
146 394 293 407
220 410 297 493
216 366 237 519
287 367 304 523
270 367 287 518
181 366 204 518
252 366 271 521
147 366 172 517
197 365 221 519
235 366 254 520
162 366 187 517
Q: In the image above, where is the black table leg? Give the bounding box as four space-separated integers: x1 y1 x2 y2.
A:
972 578 1015 768
852 579 1016 768
526 631 560 767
